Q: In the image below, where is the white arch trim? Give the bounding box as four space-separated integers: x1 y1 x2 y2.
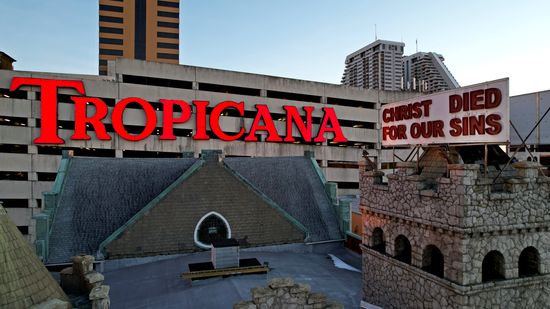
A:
193 211 232 249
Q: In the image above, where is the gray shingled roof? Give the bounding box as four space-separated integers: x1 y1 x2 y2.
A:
225 157 341 242
47 157 197 264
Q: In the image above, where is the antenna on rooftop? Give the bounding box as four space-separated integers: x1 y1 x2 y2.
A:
374 24 377 40
416 39 418 53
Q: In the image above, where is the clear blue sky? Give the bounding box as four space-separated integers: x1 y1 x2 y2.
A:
2 0 549 95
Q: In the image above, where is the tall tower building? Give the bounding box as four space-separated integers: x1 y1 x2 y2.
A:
403 52 459 93
98 0 180 75
341 40 404 91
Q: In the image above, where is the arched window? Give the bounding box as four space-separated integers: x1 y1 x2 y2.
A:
371 228 385 254
519 247 540 277
422 245 444 278
394 235 412 264
482 250 505 282
194 212 231 249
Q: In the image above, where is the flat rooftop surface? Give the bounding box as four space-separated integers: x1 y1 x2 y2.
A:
103 247 362 308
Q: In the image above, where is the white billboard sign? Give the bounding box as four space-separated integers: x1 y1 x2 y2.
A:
381 78 509 146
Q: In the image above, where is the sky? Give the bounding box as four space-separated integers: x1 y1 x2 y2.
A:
1 0 549 96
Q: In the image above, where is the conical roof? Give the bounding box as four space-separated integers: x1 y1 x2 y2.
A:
0 205 69 308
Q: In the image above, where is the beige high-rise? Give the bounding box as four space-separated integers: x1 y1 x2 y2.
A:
99 0 180 75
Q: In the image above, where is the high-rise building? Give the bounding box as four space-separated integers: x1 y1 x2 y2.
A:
98 0 180 75
341 40 404 91
403 52 459 93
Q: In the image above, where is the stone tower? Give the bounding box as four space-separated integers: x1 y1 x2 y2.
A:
359 147 550 308
0 204 70 308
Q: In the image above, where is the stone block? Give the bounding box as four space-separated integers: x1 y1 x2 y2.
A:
251 286 275 301
89 285 110 300
85 271 105 290
290 283 310 294
269 277 295 289
92 297 110 309
233 301 257 309
72 255 95 276
324 302 344 309
59 267 81 294
29 299 71 309
307 293 326 304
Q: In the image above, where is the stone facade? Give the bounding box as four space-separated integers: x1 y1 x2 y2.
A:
106 159 304 258
359 147 550 308
234 278 343 309
60 255 110 309
0 205 70 309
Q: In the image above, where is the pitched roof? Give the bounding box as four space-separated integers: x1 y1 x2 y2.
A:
0 205 69 307
47 157 198 264
224 157 341 242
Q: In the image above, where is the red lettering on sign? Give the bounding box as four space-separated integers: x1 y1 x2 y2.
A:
245 104 282 142
10 77 85 144
210 101 245 141
159 100 192 140
71 97 110 140
449 88 503 113
314 108 347 143
283 106 313 142
193 101 209 140
112 98 156 141
8 77 349 145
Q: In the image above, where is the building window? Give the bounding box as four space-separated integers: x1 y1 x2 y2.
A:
0 171 28 181
99 4 123 12
99 27 123 34
194 211 231 249
17 226 29 235
482 250 505 282
158 11 179 18
519 247 540 277
157 42 179 49
99 37 123 45
422 245 444 278
157 21 179 29
158 32 179 39
100 49 123 56
371 227 385 254
394 235 411 264
158 0 179 8
99 15 123 23
157 53 178 60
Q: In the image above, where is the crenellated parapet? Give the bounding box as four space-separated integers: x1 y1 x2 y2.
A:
360 159 550 232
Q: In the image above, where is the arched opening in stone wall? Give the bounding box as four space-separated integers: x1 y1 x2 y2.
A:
194 211 231 249
519 246 540 277
421 245 444 278
394 235 412 264
482 250 505 282
371 228 386 254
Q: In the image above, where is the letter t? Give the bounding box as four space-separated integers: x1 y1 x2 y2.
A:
10 77 85 144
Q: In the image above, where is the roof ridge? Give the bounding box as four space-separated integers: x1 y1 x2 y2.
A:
222 161 310 240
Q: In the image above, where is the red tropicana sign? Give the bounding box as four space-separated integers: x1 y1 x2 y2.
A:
10 77 348 145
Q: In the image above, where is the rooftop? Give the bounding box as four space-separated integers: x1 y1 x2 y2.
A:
101 246 362 308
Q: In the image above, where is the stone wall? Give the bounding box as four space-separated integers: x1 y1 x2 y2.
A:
362 246 550 309
234 278 343 309
60 255 110 309
359 150 550 308
360 158 550 232
106 161 304 258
